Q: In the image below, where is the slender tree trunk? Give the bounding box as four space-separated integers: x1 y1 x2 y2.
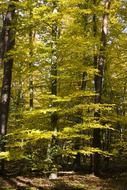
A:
50 0 60 137
73 72 87 171
0 0 16 175
29 7 34 111
50 23 58 174
29 32 34 110
93 0 110 176
51 43 58 131
48 3 59 179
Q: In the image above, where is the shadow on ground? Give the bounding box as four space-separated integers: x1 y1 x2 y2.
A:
0 173 127 190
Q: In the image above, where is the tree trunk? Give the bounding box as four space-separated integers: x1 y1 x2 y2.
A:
0 0 16 175
48 2 59 179
51 21 58 130
93 0 110 176
29 8 34 111
73 72 87 171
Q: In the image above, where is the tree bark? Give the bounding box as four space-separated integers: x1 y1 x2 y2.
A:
93 0 110 176
29 7 34 111
48 2 59 178
0 0 16 175
50 1 59 133
51 24 58 132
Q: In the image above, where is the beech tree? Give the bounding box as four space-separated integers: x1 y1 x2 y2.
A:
93 0 110 175
0 0 17 174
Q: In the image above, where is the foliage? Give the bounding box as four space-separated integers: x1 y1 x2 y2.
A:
0 0 127 175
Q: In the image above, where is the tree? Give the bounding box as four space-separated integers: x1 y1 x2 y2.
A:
93 0 110 175
0 0 17 175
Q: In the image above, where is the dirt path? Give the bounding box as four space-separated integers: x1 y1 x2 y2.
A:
0 174 126 190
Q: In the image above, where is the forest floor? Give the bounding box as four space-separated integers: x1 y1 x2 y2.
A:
0 173 127 190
